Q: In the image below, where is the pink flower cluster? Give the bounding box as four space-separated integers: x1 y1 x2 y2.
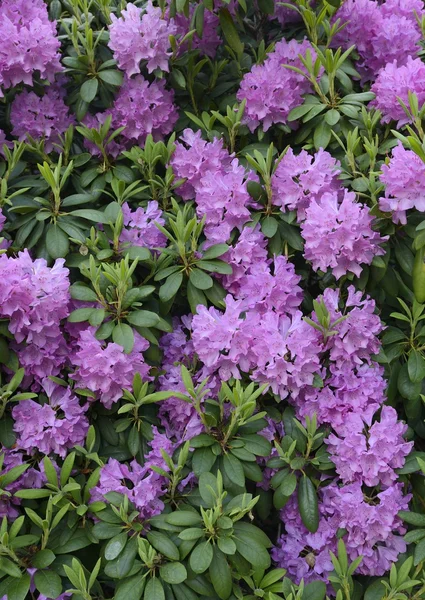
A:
237 38 319 131
333 0 423 81
0 0 62 94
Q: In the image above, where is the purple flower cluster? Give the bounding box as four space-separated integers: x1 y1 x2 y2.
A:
273 481 410 582
237 38 318 132
120 201 167 251
326 406 412 488
111 75 178 146
0 250 70 382
109 2 177 75
333 0 423 80
71 329 151 409
12 379 89 458
271 147 341 220
171 129 252 244
10 85 74 152
371 57 425 125
272 147 386 278
379 142 425 223
301 190 387 279
0 0 62 94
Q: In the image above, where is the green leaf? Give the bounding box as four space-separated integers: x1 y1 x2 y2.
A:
279 472 297 497
70 283 98 302
261 216 278 238
399 511 425 526
7 573 31 600
190 541 213 573
68 308 95 323
0 558 22 578
196 260 232 275
223 453 245 487
219 8 243 56
209 546 232 600
159 562 187 584
112 323 134 354
398 363 421 401
408 350 425 383
105 531 128 561
145 577 165 600
46 224 69 259
114 574 146 600
127 310 160 328
166 511 203 527
298 476 319 533
69 209 108 223
187 281 207 314
364 580 387 600
104 537 138 579
147 531 180 561
159 272 183 302
234 537 271 569
14 489 52 499
202 244 229 259
414 538 425 565
32 549 56 569
80 78 99 102
189 268 213 290
98 70 123 86
313 121 332 150
303 580 327 600
199 472 219 507
34 570 62 599
192 447 216 476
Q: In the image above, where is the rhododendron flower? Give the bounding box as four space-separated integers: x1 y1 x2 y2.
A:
71 329 151 408
12 379 89 458
379 142 425 223
301 190 387 278
371 57 425 125
0 0 62 94
108 2 177 75
10 86 74 153
237 39 319 131
112 75 178 145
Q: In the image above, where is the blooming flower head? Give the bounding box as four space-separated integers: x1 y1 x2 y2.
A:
379 142 425 224
271 148 341 220
108 2 177 75
332 0 423 80
301 190 387 279
195 159 252 245
171 128 233 200
71 328 151 408
12 379 89 458
91 458 166 520
10 86 74 153
272 495 336 584
112 75 178 146
0 250 70 382
323 482 410 576
237 38 319 132
326 406 412 487
371 57 425 125
120 201 167 251
0 0 62 94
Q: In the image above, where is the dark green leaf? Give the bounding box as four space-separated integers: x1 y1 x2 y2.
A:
80 78 99 102
190 541 213 573
112 323 134 354
104 532 128 561
209 546 232 600
159 562 187 584
46 224 69 259
298 476 319 533
34 570 62 599
159 272 183 302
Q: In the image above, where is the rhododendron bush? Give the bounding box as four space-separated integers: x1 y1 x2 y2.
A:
2 0 425 598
